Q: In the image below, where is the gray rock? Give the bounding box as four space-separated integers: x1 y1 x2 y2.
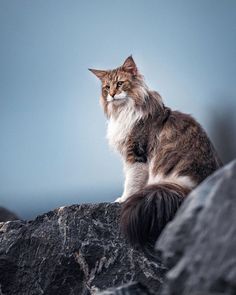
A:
156 160 236 295
0 203 165 295
0 207 19 222
97 281 154 295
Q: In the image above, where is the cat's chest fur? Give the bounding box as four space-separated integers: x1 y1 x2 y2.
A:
106 106 142 154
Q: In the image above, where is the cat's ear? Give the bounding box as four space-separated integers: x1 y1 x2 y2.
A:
88 69 107 80
122 55 138 75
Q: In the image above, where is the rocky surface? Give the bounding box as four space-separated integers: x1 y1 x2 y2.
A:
0 203 165 295
156 160 236 295
0 206 19 222
1 160 236 295
98 281 154 295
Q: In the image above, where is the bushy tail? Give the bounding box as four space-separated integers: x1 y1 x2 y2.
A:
120 183 190 247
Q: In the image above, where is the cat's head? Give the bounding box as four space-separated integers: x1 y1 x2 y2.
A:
89 56 148 117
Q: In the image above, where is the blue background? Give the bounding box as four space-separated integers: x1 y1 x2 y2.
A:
0 0 236 219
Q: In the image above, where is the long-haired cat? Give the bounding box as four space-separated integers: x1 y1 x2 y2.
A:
89 56 222 247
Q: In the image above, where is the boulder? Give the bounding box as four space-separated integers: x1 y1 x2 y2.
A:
2 160 236 295
0 203 165 295
98 281 153 295
156 160 236 295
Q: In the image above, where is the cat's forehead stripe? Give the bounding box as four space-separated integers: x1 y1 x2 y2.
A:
106 68 127 82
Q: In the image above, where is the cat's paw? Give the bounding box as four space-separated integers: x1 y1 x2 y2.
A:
114 197 123 203
114 195 128 203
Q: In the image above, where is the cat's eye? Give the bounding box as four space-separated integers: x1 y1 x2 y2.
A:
117 81 124 87
105 85 110 90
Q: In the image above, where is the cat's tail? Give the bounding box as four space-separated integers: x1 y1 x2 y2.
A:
120 183 190 247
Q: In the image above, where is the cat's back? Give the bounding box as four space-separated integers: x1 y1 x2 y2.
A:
157 110 222 183
162 110 212 146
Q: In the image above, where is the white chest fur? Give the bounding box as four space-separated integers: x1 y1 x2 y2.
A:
106 105 142 154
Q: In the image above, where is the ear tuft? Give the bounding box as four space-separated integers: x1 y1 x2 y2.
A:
122 55 138 75
88 68 107 80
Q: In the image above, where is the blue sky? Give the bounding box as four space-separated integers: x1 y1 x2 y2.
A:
0 0 236 218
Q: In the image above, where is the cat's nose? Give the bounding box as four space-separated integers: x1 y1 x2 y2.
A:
110 91 116 97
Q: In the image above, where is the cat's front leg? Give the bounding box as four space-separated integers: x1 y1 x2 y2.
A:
115 162 148 203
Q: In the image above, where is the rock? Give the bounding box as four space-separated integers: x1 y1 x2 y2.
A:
0 203 165 295
0 207 19 222
97 281 154 295
156 160 236 295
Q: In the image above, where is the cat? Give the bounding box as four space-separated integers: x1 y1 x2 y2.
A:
89 56 222 247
